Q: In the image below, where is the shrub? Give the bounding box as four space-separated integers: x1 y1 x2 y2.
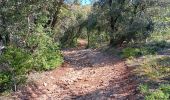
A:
121 47 142 58
0 72 12 92
145 89 169 100
31 44 63 70
0 38 63 92
29 32 63 71
139 84 149 94
140 84 170 100
121 40 169 58
147 40 168 49
0 46 31 74
0 46 31 92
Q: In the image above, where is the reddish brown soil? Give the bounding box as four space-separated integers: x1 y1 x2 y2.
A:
11 40 138 100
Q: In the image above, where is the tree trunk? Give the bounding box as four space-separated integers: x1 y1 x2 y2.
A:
86 31 90 49
109 0 126 46
51 0 64 29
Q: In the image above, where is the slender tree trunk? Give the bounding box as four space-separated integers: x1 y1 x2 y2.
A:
86 31 90 49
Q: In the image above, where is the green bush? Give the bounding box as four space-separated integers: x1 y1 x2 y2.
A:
121 47 142 58
140 84 170 100
147 40 168 49
146 89 169 100
29 31 63 70
0 46 31 75
0 46 31 92
121 40 169 58
0 38 63 92
31 44 63 70
0 72 12 92
139 84 149 94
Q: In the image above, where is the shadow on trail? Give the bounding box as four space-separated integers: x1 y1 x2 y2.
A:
62 39 122 70
68 67 139 100
14 39 139 99
63 48 121 70
16 66 139 100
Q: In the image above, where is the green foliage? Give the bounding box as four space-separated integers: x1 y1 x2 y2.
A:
139 84 149 94
121 47 157 58
87 0 156 46
59 5 90 48
150 29 170 41
140 84 170 100
0 37 63 92
135 56 170 99
0 46 30 92
0 46 31 75
30 31 63 70
121 40 169 58
0 72 12 92
146 89 169 100
121 48 141 58
87 30 110 48
147 40 169 49
141 57 170 80
0 0 64 93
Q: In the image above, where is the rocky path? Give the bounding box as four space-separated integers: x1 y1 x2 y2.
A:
12 41 138 100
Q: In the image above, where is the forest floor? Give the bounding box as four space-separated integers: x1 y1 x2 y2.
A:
8 39 140 100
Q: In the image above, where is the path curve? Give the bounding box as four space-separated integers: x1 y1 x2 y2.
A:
14 46 138 100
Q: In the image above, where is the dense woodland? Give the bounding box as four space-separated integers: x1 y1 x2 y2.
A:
0 0 170 99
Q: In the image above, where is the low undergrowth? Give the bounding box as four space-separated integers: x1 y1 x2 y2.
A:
126 55 170 100
122 33 170 99
121 40 170 58
139 84 170 100
0 44 63 94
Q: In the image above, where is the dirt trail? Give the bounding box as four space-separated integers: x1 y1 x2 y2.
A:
13 40 138 100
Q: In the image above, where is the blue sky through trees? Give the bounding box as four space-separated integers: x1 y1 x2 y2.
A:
82 0 91 5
